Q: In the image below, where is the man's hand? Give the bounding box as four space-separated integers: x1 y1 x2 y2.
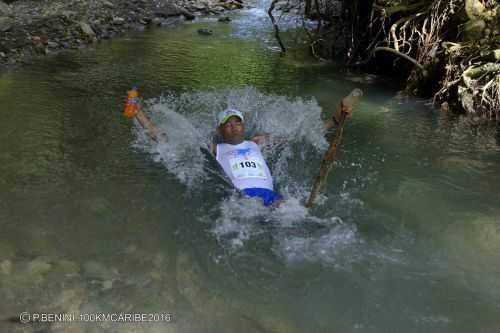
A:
340 101 354 118
251 134 270 146
333 101 354 123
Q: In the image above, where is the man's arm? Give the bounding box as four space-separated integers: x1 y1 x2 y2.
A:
135 110 162 142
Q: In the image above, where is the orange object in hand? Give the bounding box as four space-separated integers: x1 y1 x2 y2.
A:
123 87 140 118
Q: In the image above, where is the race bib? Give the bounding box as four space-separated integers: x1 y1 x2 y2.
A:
229 156 267 180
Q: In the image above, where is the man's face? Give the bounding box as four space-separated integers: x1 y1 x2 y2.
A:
219 116 245 145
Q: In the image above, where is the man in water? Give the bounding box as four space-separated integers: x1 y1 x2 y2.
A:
129 102 352 207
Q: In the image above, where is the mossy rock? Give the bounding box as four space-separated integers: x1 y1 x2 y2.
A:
463 19 486 40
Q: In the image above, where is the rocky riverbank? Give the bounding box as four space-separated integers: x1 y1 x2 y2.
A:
0 0 243 67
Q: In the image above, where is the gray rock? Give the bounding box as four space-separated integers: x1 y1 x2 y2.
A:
218 16 231 22
47 41 58 48
0 52 5 58
154 3 195 20
103 0 115 9
79 22 95 37
0 2 10 15
192 3 207 10
61 10 76 19
0 17 13 32
213 6 226 12
112 17 125 25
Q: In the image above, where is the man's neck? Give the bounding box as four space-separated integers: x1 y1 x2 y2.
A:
224 138 244 145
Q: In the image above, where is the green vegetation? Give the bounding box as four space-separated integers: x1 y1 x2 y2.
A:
271 0 499 119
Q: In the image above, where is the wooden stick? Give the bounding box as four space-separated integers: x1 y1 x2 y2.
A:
305 89 363 208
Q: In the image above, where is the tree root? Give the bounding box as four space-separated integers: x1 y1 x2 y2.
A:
373 1 428 17
373 46 427 74
268 0 286 53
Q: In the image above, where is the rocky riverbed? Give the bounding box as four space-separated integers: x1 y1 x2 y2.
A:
0 0 244 67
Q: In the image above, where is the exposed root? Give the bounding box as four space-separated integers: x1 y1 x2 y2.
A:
373 46 426 73
268 0 287 53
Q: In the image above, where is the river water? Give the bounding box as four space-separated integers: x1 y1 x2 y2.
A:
1 2 500 333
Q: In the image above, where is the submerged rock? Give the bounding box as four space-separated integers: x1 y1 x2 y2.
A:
26 258 52 276
0 259 12 275
82 260 118 281
176 253 204 306
218 16 231 23
197 28 213 35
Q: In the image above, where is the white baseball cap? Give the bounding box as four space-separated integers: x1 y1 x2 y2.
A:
217 108 244 126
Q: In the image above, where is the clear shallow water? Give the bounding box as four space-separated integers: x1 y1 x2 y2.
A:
1 5 500 333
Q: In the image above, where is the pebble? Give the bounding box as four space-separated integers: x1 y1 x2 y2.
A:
0 0 246 67
102 280 113 290
103 0 115 9
79 21 95 37
0 17 13 32
112 17 126 25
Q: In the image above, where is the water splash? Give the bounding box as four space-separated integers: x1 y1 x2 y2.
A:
132 87 363 264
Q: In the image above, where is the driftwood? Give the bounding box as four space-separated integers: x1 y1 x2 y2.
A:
305 88 363 208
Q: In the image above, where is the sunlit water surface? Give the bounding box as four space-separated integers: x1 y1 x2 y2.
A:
1 3 500 333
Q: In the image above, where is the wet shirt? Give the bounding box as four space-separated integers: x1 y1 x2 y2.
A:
215 140 273 191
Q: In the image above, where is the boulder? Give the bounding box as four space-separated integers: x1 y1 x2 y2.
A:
154 2 195 20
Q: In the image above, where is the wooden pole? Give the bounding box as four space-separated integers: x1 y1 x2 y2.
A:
305 88 363 208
